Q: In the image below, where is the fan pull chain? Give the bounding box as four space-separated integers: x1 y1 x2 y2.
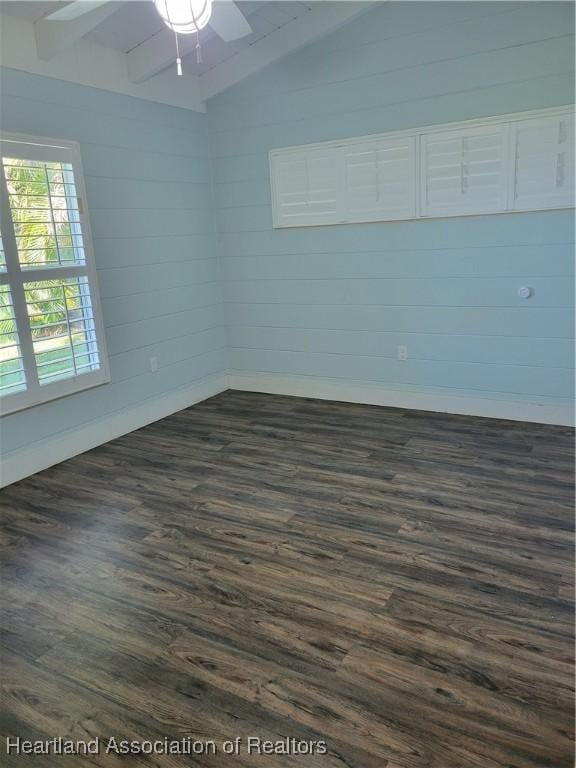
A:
174 30 183 76
165 0 207 76
192 2 203 65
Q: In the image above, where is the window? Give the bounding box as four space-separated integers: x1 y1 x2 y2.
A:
272 146 341 227
270 105 575 228
343 135 416 222
0 134 109 415
512 112 575 211
419 124 508 217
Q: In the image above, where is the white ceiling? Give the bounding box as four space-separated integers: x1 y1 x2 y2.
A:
0 1 372 109
0 1 320 76
94 1 318 76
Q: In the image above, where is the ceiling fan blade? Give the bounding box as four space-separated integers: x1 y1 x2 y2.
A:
209 1 252 42
44 1 112 21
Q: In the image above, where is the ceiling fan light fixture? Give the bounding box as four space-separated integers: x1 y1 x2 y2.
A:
154 0 213 34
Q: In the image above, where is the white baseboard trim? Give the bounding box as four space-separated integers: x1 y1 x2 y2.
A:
1 373 228 488
3 370 572 487
229 372 575 427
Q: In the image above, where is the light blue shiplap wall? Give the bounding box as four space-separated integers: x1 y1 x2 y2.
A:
0 67 225 460
209 1 575 409
1 1 574 473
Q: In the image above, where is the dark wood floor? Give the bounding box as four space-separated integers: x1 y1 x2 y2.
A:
0 390 574 767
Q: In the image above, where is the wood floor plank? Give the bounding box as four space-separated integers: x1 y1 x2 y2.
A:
1 390 573 767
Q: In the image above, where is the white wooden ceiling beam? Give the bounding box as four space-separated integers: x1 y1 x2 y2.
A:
0 10 205 111
199 2 371 101
43 1 112 22
35 3 120 60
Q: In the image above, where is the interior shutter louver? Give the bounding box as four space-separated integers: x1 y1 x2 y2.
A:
0 284 26 396
343 137 416 222
272 147 341 227
420 124 509 217
512 113 575 211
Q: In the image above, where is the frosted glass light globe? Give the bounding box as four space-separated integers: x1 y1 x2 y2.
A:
154 0 212 34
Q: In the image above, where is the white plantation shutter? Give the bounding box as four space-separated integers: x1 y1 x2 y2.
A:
0 229 6 271
343 136 416 221
272 147 341 227
23 277 101 386
271 106 575 229
0 134 109 415
512 113 575 210
419 124 509 217
0 284 26 396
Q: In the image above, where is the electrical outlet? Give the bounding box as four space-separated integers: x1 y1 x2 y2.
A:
149 356 159 372
397 345 408 361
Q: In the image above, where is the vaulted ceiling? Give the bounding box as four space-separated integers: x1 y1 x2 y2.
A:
0 1 371 110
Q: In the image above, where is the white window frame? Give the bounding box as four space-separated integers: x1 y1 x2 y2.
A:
0 132 110 416
270 105 575 228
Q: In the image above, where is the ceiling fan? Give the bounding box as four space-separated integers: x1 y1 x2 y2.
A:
43 0 253 46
